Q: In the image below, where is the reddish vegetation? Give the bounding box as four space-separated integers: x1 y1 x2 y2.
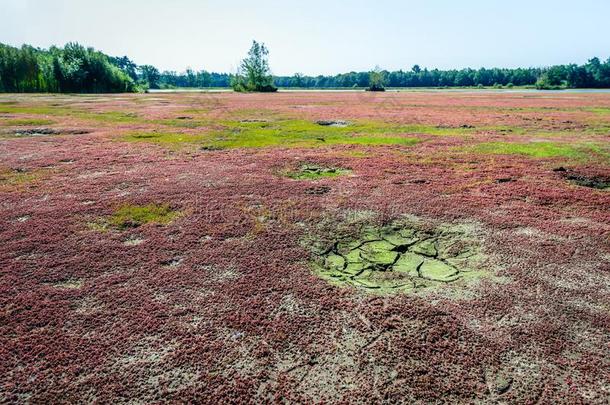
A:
1 91 609 402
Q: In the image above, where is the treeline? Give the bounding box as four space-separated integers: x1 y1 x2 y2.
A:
158 69 231 88
274 67 541 88
155 58 610 90
275 58 610 89
0 42 136 93
2 41 610 92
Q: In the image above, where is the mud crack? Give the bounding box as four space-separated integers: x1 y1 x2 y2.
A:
312 220 486 293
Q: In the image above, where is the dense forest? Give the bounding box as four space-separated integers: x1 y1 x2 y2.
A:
1 42 610 93
0 43 136 93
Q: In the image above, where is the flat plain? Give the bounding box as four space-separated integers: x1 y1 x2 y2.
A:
1 91 609 402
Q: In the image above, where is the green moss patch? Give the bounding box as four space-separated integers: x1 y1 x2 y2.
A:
284 164 350 180
311 220 487 294
92 203 180 231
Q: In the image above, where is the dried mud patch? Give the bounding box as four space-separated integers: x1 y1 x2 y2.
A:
554 167 610 190
567 174 610 189
48 279 84 290
3 127 92 137
309 217 488 295
304 185 332 195
316 119 350 127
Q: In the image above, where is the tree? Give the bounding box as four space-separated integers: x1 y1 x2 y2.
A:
232 40 277 92
367 66 386 91
291 73 304 88
140 65 160 89
110 56 138 81
185 68 196 87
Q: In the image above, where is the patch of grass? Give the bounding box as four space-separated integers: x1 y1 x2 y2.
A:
92 203 180 231
339 150 371 158
84 111 140 123
284 164 351 180
400 124 478 136
123 119 426 149
0 118 55 126
122 131 209 145
209 118 436 147
0 105 142 124
0 105 73 116
0 167 42 190
469 141 606 161
584 107 610 115
583 142 610 161
154 118 211 129
110 204 179 229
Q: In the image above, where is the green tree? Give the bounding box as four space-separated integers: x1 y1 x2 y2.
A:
232 40 277 92
291 72 304 87
140 65 160 89
367 66 386 91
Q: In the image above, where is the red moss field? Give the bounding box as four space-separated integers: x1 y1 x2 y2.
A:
1 90 609 403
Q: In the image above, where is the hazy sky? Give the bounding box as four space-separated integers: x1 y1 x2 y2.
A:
1 0 609 75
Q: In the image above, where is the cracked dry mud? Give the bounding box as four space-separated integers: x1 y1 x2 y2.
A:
313 222 483 292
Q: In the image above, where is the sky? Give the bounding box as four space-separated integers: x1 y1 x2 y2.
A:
1 0 609 76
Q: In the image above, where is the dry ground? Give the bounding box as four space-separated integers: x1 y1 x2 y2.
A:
1 91 609 403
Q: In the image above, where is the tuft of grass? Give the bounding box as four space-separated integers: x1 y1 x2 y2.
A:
92 203 180 231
